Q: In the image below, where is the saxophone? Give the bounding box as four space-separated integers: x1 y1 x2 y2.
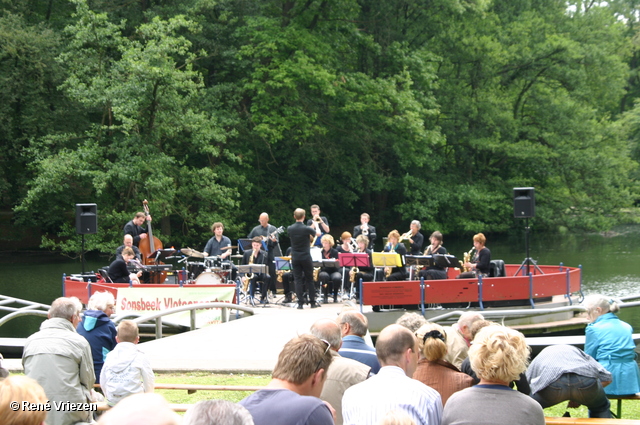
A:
385 243 396 278
242 252 255 292
349 267 359 283
459 247 475 272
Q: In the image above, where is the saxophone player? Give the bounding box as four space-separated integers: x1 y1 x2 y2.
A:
318 235 342 303
353 213 377 250
307 204 330 248
352 235 375 298
241 237 271 303
383 230 407 280
418 231 448 280
462 233 491 277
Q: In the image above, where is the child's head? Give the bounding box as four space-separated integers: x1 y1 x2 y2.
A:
117 320 140 344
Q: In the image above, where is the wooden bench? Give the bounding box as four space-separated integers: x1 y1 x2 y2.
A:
608 395 640 419
546 418 640 424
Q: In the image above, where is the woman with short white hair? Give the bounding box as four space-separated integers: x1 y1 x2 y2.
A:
441 325 544 425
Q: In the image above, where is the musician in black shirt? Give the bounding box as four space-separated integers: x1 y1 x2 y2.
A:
318 234 341 303
353 213 377 250
123 212 150 246
241 237 271 303
418 231 448 280
288 208 320 309
247 213 282 296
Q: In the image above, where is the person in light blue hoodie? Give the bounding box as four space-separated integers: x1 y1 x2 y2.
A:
584 295 640 396
77 291 117 384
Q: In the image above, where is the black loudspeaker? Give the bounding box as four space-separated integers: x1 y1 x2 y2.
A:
513 187 535 218
76 203 98 234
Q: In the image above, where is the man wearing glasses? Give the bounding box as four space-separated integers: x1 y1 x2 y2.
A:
239 334 335 425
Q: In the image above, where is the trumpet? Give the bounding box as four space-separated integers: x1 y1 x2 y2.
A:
348 238 358 252
399 230 413 241
361 223 369 236
310 216 323 247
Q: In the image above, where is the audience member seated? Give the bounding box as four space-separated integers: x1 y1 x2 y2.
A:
395 312 428 333
460 320 530 394
441 325 544 425
413 322 474 405
527 344 612 418
342 324 442 425
584 294 640 396
23 297 95 425
310 318 371 425
0 375 48 425
98 393 180 425
337 310 381 374
239 334 334 425
100 320 154 406
76 290 117 384
442 312 484 369
183 400 254 425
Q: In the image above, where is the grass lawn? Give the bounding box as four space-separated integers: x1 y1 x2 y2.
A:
157 372 640 419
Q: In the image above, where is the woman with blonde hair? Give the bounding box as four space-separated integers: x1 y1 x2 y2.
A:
413 322 473 405
584 295 640 396
442 325 544 425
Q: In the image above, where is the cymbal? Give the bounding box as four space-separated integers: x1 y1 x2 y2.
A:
181 248 205 258
231 254 243 259
220 246 237 250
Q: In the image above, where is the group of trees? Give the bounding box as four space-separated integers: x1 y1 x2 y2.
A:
2 0 640 254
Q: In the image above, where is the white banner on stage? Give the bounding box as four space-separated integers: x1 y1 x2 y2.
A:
116 286 236 328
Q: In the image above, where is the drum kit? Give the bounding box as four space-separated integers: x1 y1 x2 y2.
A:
181 246 236 284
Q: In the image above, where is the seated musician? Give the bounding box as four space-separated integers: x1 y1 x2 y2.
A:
115 234 142 261
241 237 271 303
353 213 377 250
418 231 448 280
351 235 375 298
383 230 407 281
203 222 236 281
279 247 295 303
108 247 142 284
337 231 357 254
462 233 491 277
318 234 341 303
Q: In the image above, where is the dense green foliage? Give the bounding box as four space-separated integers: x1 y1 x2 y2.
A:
2 0 640 254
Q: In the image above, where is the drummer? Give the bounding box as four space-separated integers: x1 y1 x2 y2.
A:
203 222 236 281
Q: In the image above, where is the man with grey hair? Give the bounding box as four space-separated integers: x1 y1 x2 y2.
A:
310 318 370 425
23 297 95 425
184 400 254 425
337 310 380 374
395 312 428 332
443 311 484 369
115 234 142 261
342 324 442 425
407 220 424 255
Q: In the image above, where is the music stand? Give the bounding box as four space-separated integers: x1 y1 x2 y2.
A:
237 264 268 307
372 252 403 280
149 248 176 263
405 255 434 280
434 254 459 269
237 238 253 253
339 253 370 299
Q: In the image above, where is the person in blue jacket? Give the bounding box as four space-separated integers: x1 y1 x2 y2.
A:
77 291 117 384
584 295 640 396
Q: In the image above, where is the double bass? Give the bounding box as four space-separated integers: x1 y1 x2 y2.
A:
138 200 166 283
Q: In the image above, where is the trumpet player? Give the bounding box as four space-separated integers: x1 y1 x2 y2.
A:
337 231 357 254
418 231 448 280
383 230 407 280
353 213 377 250
318 235 342 303
403 220 424 255
463 233 491 277
307 204 330 248
241 237 271 303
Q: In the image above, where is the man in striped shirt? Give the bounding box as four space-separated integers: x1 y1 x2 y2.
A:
342 324 443 425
